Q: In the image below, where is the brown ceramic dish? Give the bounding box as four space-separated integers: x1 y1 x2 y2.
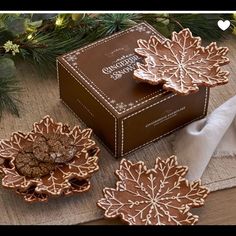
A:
97 156 209 225
133 28 230 95
0 115 99 202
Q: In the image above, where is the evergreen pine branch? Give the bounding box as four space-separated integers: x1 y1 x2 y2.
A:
0 77 21 118
94 14 139 37
16 14 100 75
172 14 227 41
140 13 230 40
18 29 92 75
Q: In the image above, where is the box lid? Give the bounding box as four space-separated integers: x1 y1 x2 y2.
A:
58 22 170 117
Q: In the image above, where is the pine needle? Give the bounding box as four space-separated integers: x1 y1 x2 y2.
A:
0 77 21 118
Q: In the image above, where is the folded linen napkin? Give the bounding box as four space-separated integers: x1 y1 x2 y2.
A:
174 94 236 181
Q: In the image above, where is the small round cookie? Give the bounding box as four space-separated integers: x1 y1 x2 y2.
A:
33 133 77 164
15 145 55 178
33 135 51 163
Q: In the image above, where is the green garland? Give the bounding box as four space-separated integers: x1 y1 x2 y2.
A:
0 13 235 118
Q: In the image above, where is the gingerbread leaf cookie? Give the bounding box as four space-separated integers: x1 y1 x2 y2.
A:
0 115 100 202
97 156 209 225
133 28 230 95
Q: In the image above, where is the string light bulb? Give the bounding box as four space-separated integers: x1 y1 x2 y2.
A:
55 17 63 26
27 34 33 40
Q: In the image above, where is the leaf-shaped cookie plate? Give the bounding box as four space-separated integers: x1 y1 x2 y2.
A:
0 115 100 202
133 28 230 95
97 156 209 225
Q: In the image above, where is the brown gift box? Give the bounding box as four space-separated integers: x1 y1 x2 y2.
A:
57 22 209 158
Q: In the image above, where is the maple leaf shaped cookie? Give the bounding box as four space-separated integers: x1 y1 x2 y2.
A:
133 28 230 95
97 156 209 225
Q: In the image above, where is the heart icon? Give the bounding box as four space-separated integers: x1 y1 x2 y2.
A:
217 20 230 31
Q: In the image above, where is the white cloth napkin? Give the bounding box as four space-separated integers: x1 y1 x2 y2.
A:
174 94 236 181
